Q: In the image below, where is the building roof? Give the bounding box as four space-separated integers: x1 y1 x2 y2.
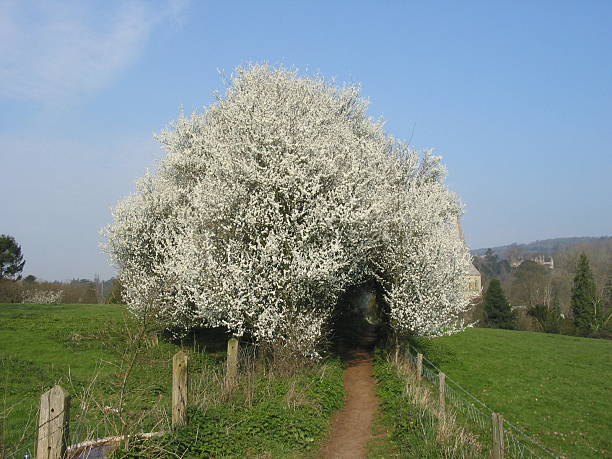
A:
467 263 480 276
455 216 481 277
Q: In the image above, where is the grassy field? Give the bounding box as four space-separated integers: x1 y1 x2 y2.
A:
0 303 203 456
424 328 612 458
0 303 343 458
5 304 610 458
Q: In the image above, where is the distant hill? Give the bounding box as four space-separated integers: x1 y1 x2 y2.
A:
471 236 612 258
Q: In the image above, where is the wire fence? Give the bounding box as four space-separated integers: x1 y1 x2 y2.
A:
3 409 131 458
404 345 558 459
5 407 169 459
4 343 561 459
3 346 220 459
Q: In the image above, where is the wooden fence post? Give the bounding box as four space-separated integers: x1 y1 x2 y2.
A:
438 372 446 419
416 353 423 381
172 351 188 426
394 334 400 363
225 337 239 389
37 385 70 459
491 412 505 459
498 413 505 458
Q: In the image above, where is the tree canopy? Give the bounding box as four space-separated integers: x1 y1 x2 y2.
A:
0 234 25 280
104 65 471 356
473 248 511 284
510 260 550 307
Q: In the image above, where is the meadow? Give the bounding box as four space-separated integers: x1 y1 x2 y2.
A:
0 303 196 455
3 303 611 458
424 328 612 458
0 303 343 458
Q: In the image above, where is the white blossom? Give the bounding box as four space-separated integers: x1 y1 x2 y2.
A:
103 64 472 357
22 289 63 305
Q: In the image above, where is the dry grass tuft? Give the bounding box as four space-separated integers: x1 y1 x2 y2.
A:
391 352 483 458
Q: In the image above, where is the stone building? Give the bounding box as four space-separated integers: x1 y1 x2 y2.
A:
510 254 554 269
466 262 482 298
456 217 482 299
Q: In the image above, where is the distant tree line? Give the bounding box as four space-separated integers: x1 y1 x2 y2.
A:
2 229 609 338
0 233 123 305
471 236 612 258
473 238 612 338
0 274 121 304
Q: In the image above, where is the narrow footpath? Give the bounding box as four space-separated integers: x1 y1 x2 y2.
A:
320 328 379 459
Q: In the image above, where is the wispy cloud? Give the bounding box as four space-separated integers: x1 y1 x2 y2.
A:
0 0 188 103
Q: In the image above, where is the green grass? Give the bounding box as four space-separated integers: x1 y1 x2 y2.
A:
113 359 345 458
0 303 344 459
424 328 612 458
371 350 438 458
367 411 401 459
371 349 484 458
0 303 204 456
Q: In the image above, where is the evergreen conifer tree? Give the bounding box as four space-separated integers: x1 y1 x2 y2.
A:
0 234 25 280
571 253 598 336
483 278 517 329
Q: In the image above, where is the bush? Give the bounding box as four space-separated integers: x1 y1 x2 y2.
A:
527 304 561 334
0 279 22 302
21 289 63 304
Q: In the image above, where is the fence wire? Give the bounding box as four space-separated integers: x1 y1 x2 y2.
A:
404 346 557 459
3 444 33 459
4 415 122 458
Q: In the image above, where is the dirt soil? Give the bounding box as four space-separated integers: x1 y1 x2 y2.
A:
319 328 380 459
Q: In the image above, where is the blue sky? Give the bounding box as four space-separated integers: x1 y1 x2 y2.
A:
1 0 611 281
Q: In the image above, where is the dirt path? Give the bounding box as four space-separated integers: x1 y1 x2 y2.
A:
319 329 379 459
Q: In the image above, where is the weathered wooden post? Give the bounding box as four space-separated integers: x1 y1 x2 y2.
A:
402 343 411 395
416 353 423 381
37 385 70 459
491 412 505 459
225 337 239 389
438 372 446 418
394 334 400 363
172 351 188 426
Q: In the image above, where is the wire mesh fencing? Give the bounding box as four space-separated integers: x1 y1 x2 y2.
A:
503 417 557 459
403 346 557 459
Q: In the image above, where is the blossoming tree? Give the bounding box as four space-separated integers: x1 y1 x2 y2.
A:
104 65 471 357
